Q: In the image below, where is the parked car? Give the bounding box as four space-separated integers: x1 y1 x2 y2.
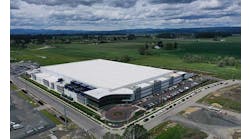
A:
10 121 15 126
13 124 24 130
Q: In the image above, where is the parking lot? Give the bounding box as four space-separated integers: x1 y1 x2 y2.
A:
10 90 55 139
135 76 211 110
10 61 39 76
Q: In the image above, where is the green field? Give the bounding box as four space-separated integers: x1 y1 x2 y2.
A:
10 83 18 90
10 83 38 107
16 90 38 107
40 109 62 125
150 121 207 139
11 36 241 79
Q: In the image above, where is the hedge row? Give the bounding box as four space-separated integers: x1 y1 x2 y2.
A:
22 76 101 120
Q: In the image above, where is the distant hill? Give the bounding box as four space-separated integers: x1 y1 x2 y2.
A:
10 27 241 35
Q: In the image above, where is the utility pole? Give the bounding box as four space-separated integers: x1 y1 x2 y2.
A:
126 102 129 125
10 95 15 109
133 125 135 139
64 105 67 129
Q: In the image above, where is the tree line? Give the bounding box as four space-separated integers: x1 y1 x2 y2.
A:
182 54 240 68
10 34 138 49
103 124 149 139
138 41 178 55
156 32 232 39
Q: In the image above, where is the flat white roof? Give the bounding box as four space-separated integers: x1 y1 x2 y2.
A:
84 88 111 99
112 88 134 95
157 77 168 82
149 80 155 83
34 72 58 82
136 83 151 88
42 59 173 90
26 70 34 74
35 73 50 78
84 88 134 99
46 76 58 82
171 73 182 77
177 71 186 75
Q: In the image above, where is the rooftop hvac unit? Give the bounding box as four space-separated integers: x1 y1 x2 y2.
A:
57 78 64 83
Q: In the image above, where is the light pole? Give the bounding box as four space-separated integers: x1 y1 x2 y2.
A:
64 105 67 129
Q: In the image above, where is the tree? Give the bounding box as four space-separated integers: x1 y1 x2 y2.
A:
217 60 226 67
138 47 152 55
10 39 28 49
174 42 178 49
127 34 136 40
119 55 131 62
163 42 178 50
103 132 123 139
138 47 147 55
145 43 149 49
123 124 149 139
156 33 176 38
157 41 164 47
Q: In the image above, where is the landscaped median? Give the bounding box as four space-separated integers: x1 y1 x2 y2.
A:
21 76 101 121
40 109 62 125
11 82 38 107
16 90 38 107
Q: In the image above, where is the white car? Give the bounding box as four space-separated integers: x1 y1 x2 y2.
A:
10 121 15 126
13 124 24 130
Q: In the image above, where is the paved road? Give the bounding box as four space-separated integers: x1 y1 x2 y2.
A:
193 103 241 120
11 76 107 139
142 80 240 130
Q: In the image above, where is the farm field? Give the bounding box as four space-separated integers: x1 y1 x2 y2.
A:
10 36 241 79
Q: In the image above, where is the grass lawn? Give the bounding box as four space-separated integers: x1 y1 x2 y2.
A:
16 90 38 107
198 84 241 112
11 36 241 79
150 121 207 139
10 83 18 90
40 109 62 125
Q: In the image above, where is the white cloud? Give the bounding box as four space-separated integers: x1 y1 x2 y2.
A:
11 0 241 30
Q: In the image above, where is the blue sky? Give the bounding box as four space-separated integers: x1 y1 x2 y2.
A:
10 0 241 31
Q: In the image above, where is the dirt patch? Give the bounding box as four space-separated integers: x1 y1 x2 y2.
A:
181 106 201 117
166 122 177 128
232 129 241 139
213 92 221 97
50 123 93 139
211 103 223 108
36 45 54 50
103 104 138 122
186 108 240 127
36 55 47 59
214 84 240 100
199 84 241 112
